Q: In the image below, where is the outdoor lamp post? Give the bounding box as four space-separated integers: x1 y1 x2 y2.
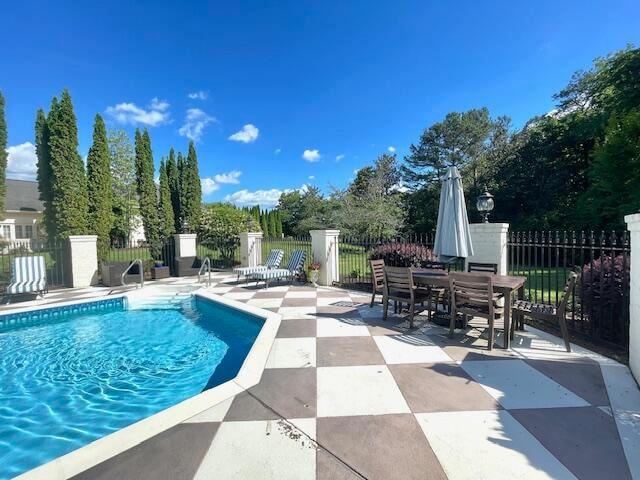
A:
181 219 189 234
477 188 494 223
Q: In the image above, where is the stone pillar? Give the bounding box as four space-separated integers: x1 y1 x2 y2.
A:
310 229 340 287
625 213 640 383
173 233 197 259
465 223 510 275
66 235 99 287
239 232 263 268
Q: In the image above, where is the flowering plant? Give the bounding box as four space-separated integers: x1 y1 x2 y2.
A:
370 242 436 268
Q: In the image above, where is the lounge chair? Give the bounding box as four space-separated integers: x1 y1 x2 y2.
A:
6 256 47 298
249 250 306 288
233 249 284 282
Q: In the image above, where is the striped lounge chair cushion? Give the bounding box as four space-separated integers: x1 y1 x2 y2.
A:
6 256 47 294
251 250 306 280
233 249 284 276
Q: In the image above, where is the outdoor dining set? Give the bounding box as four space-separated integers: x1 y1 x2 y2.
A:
370 259 576 352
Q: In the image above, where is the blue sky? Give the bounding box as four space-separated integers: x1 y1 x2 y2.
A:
1 1 639 207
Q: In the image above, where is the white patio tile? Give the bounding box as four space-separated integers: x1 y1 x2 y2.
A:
195 418 316 480
261 285 291 292
277 306 317 319
284 291 317 298
207 286 234 294
460 359 590 409
373 334 453 364
247 298 284 309
316 317 370 337
415 410 577 480
224 291 256 300
266 337 316 369
316 365 410 417
184 398 233 423
316 297 351 306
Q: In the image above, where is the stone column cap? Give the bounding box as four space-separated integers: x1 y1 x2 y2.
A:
67 235 98 242
468 223 509 232
173 233 197 239
309 229 341 235
625 213 640 230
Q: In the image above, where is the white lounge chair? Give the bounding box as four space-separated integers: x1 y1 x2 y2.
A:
6 256 47 298
249 250 306 289
233 249 284 282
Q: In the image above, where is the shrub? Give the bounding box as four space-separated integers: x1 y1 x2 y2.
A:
370 242 436 268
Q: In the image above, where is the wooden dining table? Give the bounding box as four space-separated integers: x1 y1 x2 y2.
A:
412 270 527 349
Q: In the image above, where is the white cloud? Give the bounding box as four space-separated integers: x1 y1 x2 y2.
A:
308 175 315 180
228 124 259 143
387 146 396 153
335 153 345 162
105 97 171 126
187 90 209 100
274 148 282 155
200 170 243 197
224 185 307 208
6 142 38 180
302 149 321 162
390 181 410 193
178 108 217 142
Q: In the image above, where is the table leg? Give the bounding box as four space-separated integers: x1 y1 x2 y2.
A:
517 286 525 331
503 289 511 349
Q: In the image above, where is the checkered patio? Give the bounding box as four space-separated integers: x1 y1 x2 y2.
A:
18 273 639 480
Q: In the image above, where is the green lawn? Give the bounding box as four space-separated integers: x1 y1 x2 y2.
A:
508 267 573 305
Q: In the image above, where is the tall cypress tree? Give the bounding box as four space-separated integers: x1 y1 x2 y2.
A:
35 105 55 239
260 211 269 236
47 90 89 238
183 141 202 229
268 211 277 237
177 152 187 231
0 91 7 219
275 210 283 237
134 129 161 258
166 148 181 232
86 114 112 259
158 158 175 237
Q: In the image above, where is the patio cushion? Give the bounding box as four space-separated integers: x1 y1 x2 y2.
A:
6 256 47 294
233 249 284 276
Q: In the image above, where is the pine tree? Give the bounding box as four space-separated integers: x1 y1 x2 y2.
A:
182 141 202 230
177 152 187 231
135 129 161 258
158 158 175 237
86 114 112 259
166 148 181 231
35 106 55 239
275 210 283 237
0 91 7 219
268 211 277 237
47 90 89 238
260 211 269 236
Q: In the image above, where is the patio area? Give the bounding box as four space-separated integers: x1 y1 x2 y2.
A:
12 272 633 480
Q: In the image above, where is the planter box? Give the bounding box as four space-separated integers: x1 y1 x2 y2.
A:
152 266 170 280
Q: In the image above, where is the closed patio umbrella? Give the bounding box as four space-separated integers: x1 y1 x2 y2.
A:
433 166 474 260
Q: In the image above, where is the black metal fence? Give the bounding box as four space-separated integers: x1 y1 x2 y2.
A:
508 231 631 350
196 239 241 269
0 240 66 292
105 238 175 276
261 236 313 267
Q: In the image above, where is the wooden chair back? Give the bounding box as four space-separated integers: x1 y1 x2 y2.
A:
449 272 494 318
383 266 414 298
370 259 385 290
557 272 578 317
467 262 498 274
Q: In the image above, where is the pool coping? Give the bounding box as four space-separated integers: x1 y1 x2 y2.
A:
13 289 281 480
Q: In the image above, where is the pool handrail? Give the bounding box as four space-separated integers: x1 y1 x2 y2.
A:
121 259 144 288
198 257 212 286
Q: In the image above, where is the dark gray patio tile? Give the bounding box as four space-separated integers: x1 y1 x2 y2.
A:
317 414 447 480
224 368 316 421
253 291 287 299
72 422 219 480
316 306 361 317
317 290 350 298
389 363 500 413
525 358 609 406
288 284 317 291
510 406 632 480
428 333 519 361
317 337 385 367
280 297 317 307
317 450 367 479
276 319 317 338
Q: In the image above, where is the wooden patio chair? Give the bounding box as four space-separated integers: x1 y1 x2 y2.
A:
449 272 504 350
512 272 577 352
419 262 448 321
382 266 430 328
467 262 498 274
369 259 385 307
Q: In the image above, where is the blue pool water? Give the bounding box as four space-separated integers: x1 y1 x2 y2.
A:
0 295 262 479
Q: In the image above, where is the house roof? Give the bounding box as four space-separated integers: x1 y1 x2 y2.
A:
4 179 44 212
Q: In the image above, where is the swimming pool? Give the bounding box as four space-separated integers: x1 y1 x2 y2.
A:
0 294 264 479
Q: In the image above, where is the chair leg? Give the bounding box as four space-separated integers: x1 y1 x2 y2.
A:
488 316 495 351
383 296 389 322
449 305 456 337
370 290 376 308
427 294 432 322
558 314 571 353
409 302 415 329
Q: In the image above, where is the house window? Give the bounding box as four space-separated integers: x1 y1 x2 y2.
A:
25 225 34 239
15 225 23 239
2 225 10 239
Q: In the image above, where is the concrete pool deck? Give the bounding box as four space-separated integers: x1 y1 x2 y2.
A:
5 273 640 480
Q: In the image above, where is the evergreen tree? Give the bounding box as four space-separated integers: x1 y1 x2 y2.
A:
275 210 283 237
0 91 7 219
260 211 269 236
177 152 187 231
47 90 89 238
166 148 181 231
35 106 55 239
181 141 202 230
158 158 175 237
134 129 162 258
268 211 277 237
86 114 112 259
